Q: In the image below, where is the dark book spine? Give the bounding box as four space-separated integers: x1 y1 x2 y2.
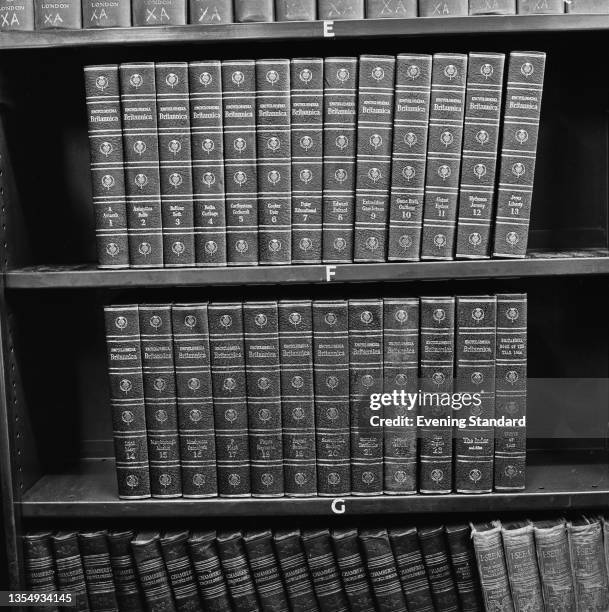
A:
382 298 419 494
360 529 408 612
494 293 527 491
349 299 383 495
276 0 316 19
244 531 290 612
291 58 324 263
469 0 515 12
132 0 186 24
389 527 434 612
492 52 546 258
366 0 416 16
279 300 317 496
419 0 467 14
34 0 80 27
172 304 217 498
353 55 396 263
52 532 91 612
318 0 364 17
216 531 260 611
322 57 358 263
568 0 609 11
222 60 259 265
208 302 250 496
455 295 496 494
501 523 544 612
139 304 182 498
419 526 459 612
256 59 292 264
568 520 609 611
0 0 33 29
244 302 284 497
83 0 129 26
189 61 226 266
313 300 351 496
156 63 194 268
188 532 232 612
120 63 163 268
445 525 483 612
85 65 129 269
159 532 202 612
302 529 349 612
23 532 59 612
131 533 177 612
419 296 455 494
274 530 320 612
107 531 145 612
79 532 119 612
421 53 467 260
103 305 151 499
517 0 563 12
471 522 514 612
387 54 432 261
188 0 232 22
534 520 576 612
234 0 274 20
455 53 506 259
331 529 375 612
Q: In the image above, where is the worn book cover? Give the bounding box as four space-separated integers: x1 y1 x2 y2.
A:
187 531 232 612
244 301 284 496
107 531 145 612
160 532 202 612
279 300 317 496
313 300 351 496
139 304 181 498
421 53 467 260
23 532 59 612
156 62 195 267
354 55 396 262
104 305 150 499
79 531 119 612
172 304 217 498
445 525 483 612
419 0 467 14
0 0 33 29
366 0 416 16
318 0 364 17
189 0 232 22
455 53 505 259
243 530 290 612
492 51 546 258
85 65 129 268
234 0 273 20
387 54 432 261
131 532 177 612
208 302 250 496
322 57 358 263
256 59 292 264
119 63 163 267
51 532 91 612
469 0 515 13
222 60 259 265
34 0 80 28
83 0 130 27
291 58 324 263
517 0 563 12
132 0 186 24
276 0 316 19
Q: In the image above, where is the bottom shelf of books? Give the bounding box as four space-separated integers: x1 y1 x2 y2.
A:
22 509 609 612
20 451 609 518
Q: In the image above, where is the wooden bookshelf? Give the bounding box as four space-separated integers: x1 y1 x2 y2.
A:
20 453 609 518
0 15 608 50
1 12 609 596
5 250 609 289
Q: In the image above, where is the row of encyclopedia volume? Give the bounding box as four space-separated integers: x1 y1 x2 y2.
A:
86 51 546 269
3 0 602 33
22 524 484 612
23 518 609 612
103 294 527 500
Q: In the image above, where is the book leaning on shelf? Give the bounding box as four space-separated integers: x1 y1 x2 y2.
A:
86 51 546 269
25 518 609 612
103 293 527 499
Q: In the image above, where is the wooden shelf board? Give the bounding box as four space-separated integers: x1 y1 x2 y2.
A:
0 15 608 50
20 454 609 518
5 250 609 289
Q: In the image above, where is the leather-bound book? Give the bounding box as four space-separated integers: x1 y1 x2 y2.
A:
79 531 119 612
445 524 483 612
52 532 91 612
23 532 59 612
107 530 145 612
